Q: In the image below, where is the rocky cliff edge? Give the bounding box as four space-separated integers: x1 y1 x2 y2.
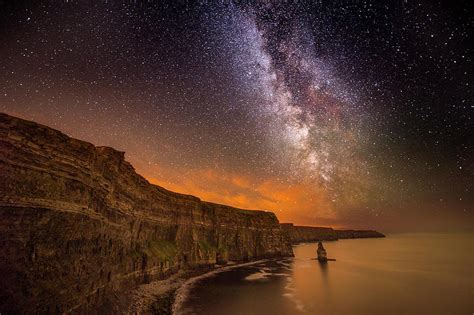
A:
0 113 293 313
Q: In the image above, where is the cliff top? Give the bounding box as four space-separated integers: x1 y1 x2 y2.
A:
0 112 274 218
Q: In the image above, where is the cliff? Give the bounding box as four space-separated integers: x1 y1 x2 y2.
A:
281 223 384 243
336 229 385 239
281 223 338 243
0 113 293 314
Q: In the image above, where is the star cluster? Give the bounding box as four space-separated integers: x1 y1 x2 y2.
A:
0 1 472 231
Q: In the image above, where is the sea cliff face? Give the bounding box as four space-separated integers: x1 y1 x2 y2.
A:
281 223 385 243
0 113 293 314
281 223 338 243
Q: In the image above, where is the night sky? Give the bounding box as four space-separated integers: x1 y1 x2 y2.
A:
1 1 472 232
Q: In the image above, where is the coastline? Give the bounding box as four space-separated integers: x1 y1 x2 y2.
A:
0 113 294 313
137 235 389 314
0 114 383 313
164 234 473 315
127 260 271 314
172 259 274 314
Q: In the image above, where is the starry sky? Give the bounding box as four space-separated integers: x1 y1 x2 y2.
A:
1 1 472 232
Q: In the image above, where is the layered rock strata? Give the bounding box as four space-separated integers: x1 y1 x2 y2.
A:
0 113 293 314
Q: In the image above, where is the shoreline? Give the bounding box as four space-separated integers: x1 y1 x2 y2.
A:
127 259 273 314
172 259 272 314
141 237 389 314
164 235 472 315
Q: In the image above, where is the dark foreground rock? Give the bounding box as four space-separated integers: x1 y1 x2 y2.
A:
0 113 293 314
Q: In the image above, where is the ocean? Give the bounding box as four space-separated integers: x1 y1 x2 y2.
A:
174 233 473 314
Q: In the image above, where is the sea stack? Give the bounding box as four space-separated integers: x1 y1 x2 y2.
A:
317 241 327 262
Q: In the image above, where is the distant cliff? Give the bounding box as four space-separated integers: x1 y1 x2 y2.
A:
336 229 385 239
281 223 338 243
281 223 384 243
0 113 293 314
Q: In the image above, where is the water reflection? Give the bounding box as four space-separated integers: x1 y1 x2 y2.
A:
318 260 328 283
178 233 473 315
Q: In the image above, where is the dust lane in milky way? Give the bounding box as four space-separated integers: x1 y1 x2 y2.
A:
0 1 472 231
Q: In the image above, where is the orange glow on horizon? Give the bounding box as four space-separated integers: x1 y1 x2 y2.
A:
137 162 338 226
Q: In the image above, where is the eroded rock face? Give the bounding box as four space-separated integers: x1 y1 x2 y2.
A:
0 113 293 314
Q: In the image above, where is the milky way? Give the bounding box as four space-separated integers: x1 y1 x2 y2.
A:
0 1 472 231
206 3 372 207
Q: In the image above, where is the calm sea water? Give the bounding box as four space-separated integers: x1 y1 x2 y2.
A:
175 233 473 315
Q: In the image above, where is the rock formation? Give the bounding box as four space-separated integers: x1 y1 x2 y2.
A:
0 113 293 314
281 223 384 244
316 241 327 262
